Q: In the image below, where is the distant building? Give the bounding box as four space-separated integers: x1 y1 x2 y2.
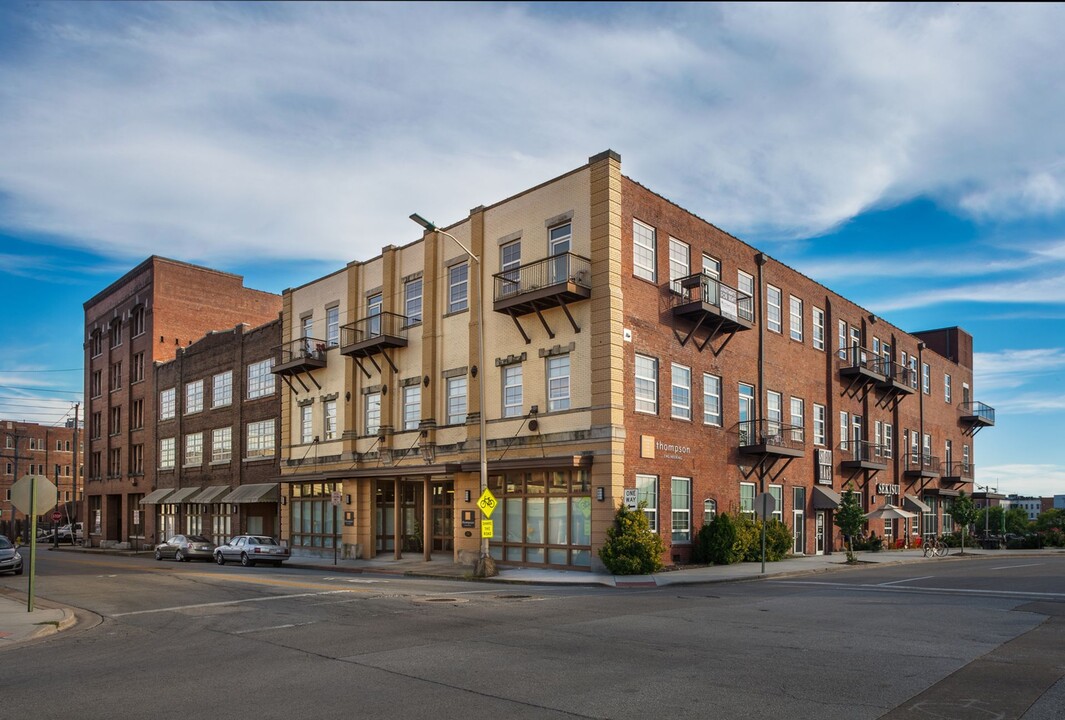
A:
82 257 281 547
1054 495 1065 511
0 420 81 539
1007 494 1043 521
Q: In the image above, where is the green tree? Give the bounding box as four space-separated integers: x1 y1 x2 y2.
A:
950 491 977 554
693 513 742 565
1035 508 1065 533
834 485 865 563
598 502 665 575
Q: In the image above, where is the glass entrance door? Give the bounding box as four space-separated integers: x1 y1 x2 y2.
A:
431 481 454 552
375 481 423 554
815 511 825 555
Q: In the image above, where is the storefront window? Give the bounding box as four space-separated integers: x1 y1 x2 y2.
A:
488 470 592 568
290 482 340 549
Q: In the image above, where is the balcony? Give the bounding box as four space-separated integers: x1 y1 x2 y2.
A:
492 253 591 343
874 360 917 396
340 312 408 374
272 337 329 376
903 452 941 479
838 440 890 471
838 346 885 384
738 419 805 458
941 461 975 483
960 401 995 435
670 273 755 334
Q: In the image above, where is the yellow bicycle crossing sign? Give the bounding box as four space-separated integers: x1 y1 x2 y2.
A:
477 488 498 518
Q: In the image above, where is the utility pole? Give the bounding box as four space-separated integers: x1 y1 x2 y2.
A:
72 403 80 535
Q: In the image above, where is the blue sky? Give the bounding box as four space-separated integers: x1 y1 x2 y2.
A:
1 2 1062 496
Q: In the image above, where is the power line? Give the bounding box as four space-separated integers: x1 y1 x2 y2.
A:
0 368 81 373
0 384 83 396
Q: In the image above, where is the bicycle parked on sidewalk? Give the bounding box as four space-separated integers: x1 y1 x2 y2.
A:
923 536 949 558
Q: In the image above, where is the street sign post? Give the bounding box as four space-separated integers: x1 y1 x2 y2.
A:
330 491 342 566
10 475 57 612
754 492 777 574
477 488 497 518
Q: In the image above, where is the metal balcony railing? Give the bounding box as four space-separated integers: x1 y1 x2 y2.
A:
838 346 884 377
942 461 975 479
340 312 409 349
838 439 891 464
904 452 941 475
272 337 328 375
874 359 915 389
960 401 995 426
738 419 806 454
669 273 755 324
493 253 591 302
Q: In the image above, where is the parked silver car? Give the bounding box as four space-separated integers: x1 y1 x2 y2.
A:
214 535 290 567
0 535 23 576
154 534 215 562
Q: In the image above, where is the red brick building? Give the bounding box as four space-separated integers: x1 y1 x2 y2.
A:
1 420 80 539
82 257 281 547
147 320 282 546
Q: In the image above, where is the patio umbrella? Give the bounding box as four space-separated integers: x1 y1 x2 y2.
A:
864 504 917 521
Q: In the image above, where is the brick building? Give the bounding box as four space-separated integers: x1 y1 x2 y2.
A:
82 257 281 547
1 420 80 539
270 151 994 571
144 320 282 546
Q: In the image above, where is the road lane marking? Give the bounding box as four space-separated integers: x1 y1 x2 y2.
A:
877 576 934 586
990 562 1043 571
773 580 1065 600
110 590 355 617
232 622 316 634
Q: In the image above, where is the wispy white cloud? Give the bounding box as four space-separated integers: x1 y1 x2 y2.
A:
873 272 1065 312
979 464 1065 498
974 348 1065 391
3 4 1065 262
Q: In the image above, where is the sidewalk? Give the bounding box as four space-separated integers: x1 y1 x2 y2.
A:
3 545 1060 649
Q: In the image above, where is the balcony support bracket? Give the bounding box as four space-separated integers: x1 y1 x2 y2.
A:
533 305 556 340
352 356 372 380
558 299 581 334
380 348 399 374
505 310 532 345
280 374 300 396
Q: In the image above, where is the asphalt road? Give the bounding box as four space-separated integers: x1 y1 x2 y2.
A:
2 552 1064 720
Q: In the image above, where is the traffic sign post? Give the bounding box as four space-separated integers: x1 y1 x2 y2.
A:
330 491 342 566
11 475 58 613
754 492 776 575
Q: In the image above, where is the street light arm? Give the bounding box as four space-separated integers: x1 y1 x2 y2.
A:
409 213 479 264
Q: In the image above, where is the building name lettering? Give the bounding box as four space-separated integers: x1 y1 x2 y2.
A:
655 441 691 456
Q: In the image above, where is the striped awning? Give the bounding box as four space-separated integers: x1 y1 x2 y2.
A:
140 488 175 505
187 485 233 504
167 487 201 504
219 483 280 504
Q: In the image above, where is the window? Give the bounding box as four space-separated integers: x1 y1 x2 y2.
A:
502 365 523 418
302 315 314 350
738 383 755 443
633 220 657 282
184 432 203 466
447 376 467 425
838 319 848 360
702 254 721 280
789 296 803 341
671 363 691 420
635 354 658 414
159 437 175 469
130 444 143 475
205 372 229 409
109 362 122 392
813 403 826 446
300 405 314 444
131 306 145 337
672 478 691 543
922 363 931 394
790 397 804 442
881 423 893 459
212 427 231 463
767 391 783 435
160 387 176 420
703 373 722 426
840 411 849 450
324 399 337 440
247 359 275 399
326 305 340 347
500 241 522 295
108 448 121 478
130 399 143 430
109 319 122 349
448 262 469 313
109 406 121 436
812 307 825 351
404 278 423 324
909 356 919 389
944 374 952 404
768 484 784 522
367 293 383 337
403 386 420 431
90 331 102 358
547 355 571 411
636 474 658 531
131 352 144 383
90 412 101 439
365 392 381 436
737 270 754 301
91 370 102 398
703 499 717 524
185 379 204 414
668 237 690 293
246 419 276 458
740 482 756 518
766 285 782 333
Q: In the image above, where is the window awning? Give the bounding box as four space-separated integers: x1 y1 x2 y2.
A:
904 494 931 513
140 488 176 505
812 486 842 510
220 483 280 504
167 487 202 504
188 485 233 504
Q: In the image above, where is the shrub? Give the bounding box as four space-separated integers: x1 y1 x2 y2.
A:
941 532 961 548
734 515 791 562
702 513 742 565
598 503 665 575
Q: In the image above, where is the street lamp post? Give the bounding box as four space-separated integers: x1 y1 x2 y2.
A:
409 213 495 577
978 484 997 539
